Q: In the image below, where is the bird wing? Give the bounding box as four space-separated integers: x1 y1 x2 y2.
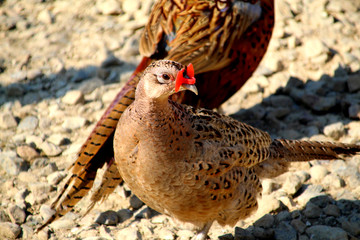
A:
140 0 262 73
186 106 272 172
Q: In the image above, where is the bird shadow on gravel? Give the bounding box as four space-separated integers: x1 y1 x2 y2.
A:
231 65 360 141
0 52 138 108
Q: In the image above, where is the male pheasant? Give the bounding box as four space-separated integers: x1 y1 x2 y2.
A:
114 60 360 240
38 0 275 230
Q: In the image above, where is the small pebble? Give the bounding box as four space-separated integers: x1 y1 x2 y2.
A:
16 145 39 161
17 116 39 132
0 150 26 175
61 90 85 105
62 117 87 130
95 210 119 226
305 225 348 240
347 73 360 92
309 165 329 181
323 122 345 140
0 112 18 129
40 141 62 157
0 222 21 239
8 204 26 224
253 214 274 228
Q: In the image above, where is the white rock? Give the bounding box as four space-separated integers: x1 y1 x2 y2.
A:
62 117 87 130
40 141 62 156
62 90 85 105
0 112 18 129
309 165 329 181
323 122 345 140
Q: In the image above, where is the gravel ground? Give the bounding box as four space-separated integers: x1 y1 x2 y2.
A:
0 0 360 239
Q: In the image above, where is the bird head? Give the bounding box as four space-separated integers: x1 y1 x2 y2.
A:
138 60 198 101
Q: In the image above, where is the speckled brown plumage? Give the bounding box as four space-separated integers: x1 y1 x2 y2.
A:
114 60 360 239
38 0 275 231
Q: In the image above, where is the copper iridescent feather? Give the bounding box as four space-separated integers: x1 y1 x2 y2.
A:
37 0 274 230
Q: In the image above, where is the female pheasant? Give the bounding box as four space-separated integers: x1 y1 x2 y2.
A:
39 0 275 230
114 60 360 240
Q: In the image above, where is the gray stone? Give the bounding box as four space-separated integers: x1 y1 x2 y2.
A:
6 83 25 97
8 204 26 224
0 112 18 129
303 202 322 218
266 95 294 108
323 204 340 217
348 104 360 119
117 209 133 222
347 74 360 92
0 222 21 239
95 210 119 225
253 214 274 228
130 195 144 209
302 94 337 112
253 227 274 239
234 227 254 240
323 122 345 140
17 116 38 131
101 55 123 68
340 218 360 236
306 225 348 240
274 222 297 240
309 195 333 208
0 150 26 175
275 211 291 222
78 77 104 94
291 219 307 233
61 90 85 105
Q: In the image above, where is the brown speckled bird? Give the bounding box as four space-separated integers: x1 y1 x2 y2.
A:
114 60 360 240
38 0 275 231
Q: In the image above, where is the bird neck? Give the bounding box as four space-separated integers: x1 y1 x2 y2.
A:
132 96 173 122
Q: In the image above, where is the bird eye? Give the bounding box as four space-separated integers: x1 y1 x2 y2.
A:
157 73 172 83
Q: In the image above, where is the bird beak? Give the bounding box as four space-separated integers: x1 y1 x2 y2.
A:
179 84 198 95
175 63 197 95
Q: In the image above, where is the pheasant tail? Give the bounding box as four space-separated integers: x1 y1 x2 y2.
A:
256 139 360 179
85 161 123 216
270 139 360 162
36 57 151 232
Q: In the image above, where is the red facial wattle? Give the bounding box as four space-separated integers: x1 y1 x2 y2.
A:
175 63 196 92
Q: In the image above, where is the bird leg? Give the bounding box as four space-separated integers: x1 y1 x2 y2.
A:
192 221 213 240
